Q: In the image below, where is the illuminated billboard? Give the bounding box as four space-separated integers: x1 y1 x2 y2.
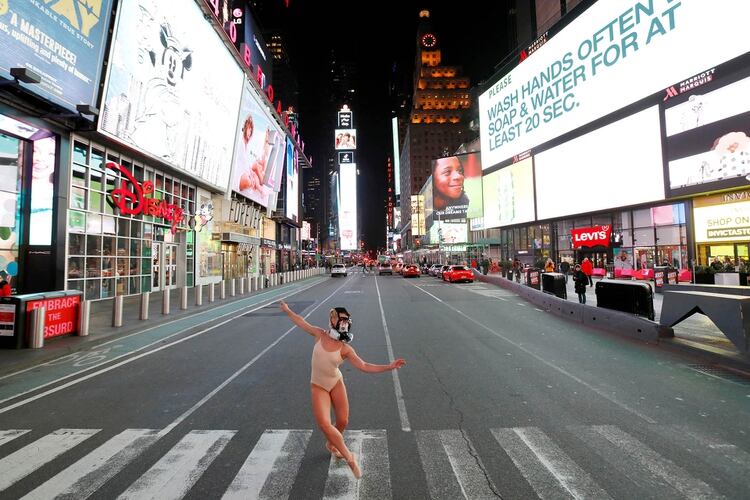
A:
535 106 664 220
285 138 299 221
431 154 482 221
479 0 750 169
339 164 358 250
0 1 113 112
229 81 286 209
482 157 535 229
335 129 357 150
99 0 244 191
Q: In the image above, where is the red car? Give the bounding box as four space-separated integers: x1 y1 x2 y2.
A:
402 264 420 278
443 265 474 283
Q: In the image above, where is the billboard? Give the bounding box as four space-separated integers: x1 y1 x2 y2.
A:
664 61 750 196
535 106 664 220
411 195 425 236
482 157 535 229
479 0 750 169
431 153 483 221
431 221 467 245
0 0 113 112
99 0 244 191
339 164 358 250
285 138 299 221
335 129 357 150
229 81 286 209
694 195 750 243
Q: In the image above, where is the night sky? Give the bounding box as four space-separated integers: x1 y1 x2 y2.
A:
260 1 512 250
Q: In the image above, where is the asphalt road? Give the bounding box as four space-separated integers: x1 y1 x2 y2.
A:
0 268 749 499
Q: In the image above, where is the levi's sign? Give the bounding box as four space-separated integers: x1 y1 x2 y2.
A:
571 225 611 248
107 162 185 234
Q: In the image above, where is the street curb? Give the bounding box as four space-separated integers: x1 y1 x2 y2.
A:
0 275 328 378
474 271 750 370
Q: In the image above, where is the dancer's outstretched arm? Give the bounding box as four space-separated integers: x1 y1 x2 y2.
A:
343 345 405 373
279 301 323 337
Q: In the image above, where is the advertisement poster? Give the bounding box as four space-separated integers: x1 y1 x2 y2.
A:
0 303 15 337
0 0 113 111
665 66 750 196
195 189 221 281
285 138 299 221
339 164 358 250
229 81 285 209
479 0 750 168
432 155 476 221
26 295 80 339
99 0 243 190
334 129 357 150
482 157 535 229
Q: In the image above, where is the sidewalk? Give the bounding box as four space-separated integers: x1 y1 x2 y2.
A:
0 272 326 377
494 271 749 370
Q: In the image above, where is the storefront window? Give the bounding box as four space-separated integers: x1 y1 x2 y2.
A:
633 208 653 227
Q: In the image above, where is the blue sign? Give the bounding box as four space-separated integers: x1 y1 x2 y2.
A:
0 0 113 111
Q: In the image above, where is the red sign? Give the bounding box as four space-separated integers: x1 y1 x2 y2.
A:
26 296 80 339
107 162 184 234
571 225 611 248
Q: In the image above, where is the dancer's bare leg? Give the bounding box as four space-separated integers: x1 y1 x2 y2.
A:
327 380 350 458
311 383 360 478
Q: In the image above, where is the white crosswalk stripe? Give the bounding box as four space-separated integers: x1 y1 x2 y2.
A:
222 429 311 500
21 428 159 500
117 429 235 500
416 429 499 500
0 429 30 447
323 429 390 500
0 425 745 498
491 427 611 500
0 429 100 492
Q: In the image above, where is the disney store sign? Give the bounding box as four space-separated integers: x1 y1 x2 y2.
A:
107 162 185 234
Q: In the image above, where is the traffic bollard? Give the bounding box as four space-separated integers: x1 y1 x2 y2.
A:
78 300 90 337
220 280 226 300
140 292 150 320
230 278 236 297
180 286 188 310
162 289 170 315
239 277 245 295
112 295 124 327
208 283 215 303
195 284 203 306
30 306 45 349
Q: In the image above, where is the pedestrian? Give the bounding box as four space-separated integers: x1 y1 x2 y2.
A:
581 257 593 287
0 278 10 297
573 264 588 304
544 258 555 272
559 260 571 283
278 301 405 479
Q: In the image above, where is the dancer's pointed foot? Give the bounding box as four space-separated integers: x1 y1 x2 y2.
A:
346 453 362 479
326 441 344 459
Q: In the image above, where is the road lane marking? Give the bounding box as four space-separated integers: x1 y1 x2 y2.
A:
323 430 390 500
222 430 311 500
375 275 411 432
492 427 611 500
117 430 234 500
0 429 100 492
416 430 499 499
22 429 159 500
0 429 29 447
0 278 335 416
412 284 657 424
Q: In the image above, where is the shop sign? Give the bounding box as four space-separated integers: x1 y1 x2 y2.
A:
0 304 15 337
225 199 262 230
107 162 185 234
571 225 611 249
261 238 276 248
26 296 80 339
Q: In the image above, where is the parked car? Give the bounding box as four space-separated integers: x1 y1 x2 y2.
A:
378 263 393 275
331 263 347 277
443 265 474 283
402 264 420 278
429 264 442 276
437 265 451 278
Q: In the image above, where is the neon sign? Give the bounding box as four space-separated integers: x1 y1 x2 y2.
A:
107 162 185 234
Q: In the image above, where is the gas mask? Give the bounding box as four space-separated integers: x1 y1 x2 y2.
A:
328 307 353 343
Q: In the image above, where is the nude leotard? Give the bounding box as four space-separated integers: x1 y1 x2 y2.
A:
311 337 343 391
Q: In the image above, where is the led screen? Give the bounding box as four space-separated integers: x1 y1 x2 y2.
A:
229 81 286 209
29 137 56 246
285 138 299 221
482 157 535 229
665 70 750 196
334 129 357 150
535 106 664 220
339 164 358 250
479 0 750 168
99 0 243 190
0 1 113 112
693 200 750 243
431 221 467 245
431 153 483 221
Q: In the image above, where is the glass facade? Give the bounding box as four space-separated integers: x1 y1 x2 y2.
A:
66 138 196 300
0 133 23 294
